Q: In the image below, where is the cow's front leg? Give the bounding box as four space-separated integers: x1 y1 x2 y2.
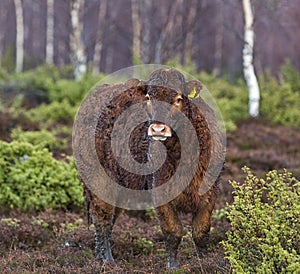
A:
192 194 216 257
91 201 120 263
156 204 184 269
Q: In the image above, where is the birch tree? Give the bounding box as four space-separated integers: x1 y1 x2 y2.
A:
92 0 107 76
46 0 54 64
131 0 142 60
13 0 24 73
70 0 87 80
242 0 260 117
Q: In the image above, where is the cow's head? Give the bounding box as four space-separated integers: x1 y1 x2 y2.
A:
137 68 203 142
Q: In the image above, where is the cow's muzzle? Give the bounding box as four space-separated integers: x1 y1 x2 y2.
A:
147 123 172 141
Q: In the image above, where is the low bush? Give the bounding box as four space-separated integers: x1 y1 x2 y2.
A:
0 65 103 109
223 167 300 273
22 99 78 126
260 69 300 127
200 73 249 131
11 127 67 150
0 141 83 212
48 73 103 105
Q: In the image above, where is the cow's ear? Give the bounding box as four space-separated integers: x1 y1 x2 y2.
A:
125 78 141 88
184 80 203 98
125 79 147 95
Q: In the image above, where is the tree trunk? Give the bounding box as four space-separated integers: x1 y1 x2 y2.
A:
154 34 164 64
141 1 152 64
154 0 179 63
182 0 197 65
92 0 107 76
70 0 87 81
14 0 24 73
213 1 223 77
242 0 260 117
46 0 54 64
131 0 141 61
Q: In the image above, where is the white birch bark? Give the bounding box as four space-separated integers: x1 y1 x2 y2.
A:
70 0 87 81
92 0 107 76
14 0 24 73
242 0 260 117
46 0 54 64
131 0 141 60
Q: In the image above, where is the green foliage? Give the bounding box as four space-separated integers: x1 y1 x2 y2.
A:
198 72 249 131
31 218 49 228
212 207 228 221
223 167 300 273
48 72 103 105
23 99 78 125
145 207 157 219
60 218 85 231
166 56 198 76
11 127 66 150
1 44 15 73
0 64 103 110
280 60 300 92
1 218 21 227
260 70 300 127
134 237 154 254
0 140 83 212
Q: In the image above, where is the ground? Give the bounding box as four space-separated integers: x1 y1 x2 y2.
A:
1 116 300 273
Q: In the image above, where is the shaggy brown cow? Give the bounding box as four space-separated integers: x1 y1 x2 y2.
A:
82 68 223 269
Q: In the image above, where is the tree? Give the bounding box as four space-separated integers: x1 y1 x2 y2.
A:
140 0 152 63
213 0 223 77
70 0 87 80
131 0 142 61
46 0 55 64
92 0 107 76
13 0 24 73
242 0 260 117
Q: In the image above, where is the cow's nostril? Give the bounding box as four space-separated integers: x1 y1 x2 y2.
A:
148 123 172 138
152 124 165 133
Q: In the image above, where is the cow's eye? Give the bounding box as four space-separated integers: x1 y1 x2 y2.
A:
175 95 183 105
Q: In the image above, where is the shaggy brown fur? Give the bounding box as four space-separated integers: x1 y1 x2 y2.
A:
82 68 222 269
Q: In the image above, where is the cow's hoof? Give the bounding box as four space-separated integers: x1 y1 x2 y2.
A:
167 260 179 269
96 254 115 264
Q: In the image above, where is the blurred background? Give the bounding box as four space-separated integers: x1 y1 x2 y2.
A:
0 0 299 273
1 0 299 76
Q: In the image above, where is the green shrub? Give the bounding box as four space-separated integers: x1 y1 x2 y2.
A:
260 71 300 127
280 60 300 93
11 127 67 150
0 65 103 109
0 141 83 212
48 79 84 105
23 99 78 125
1 44 15 73
223 167 300 273
198 73 249 131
